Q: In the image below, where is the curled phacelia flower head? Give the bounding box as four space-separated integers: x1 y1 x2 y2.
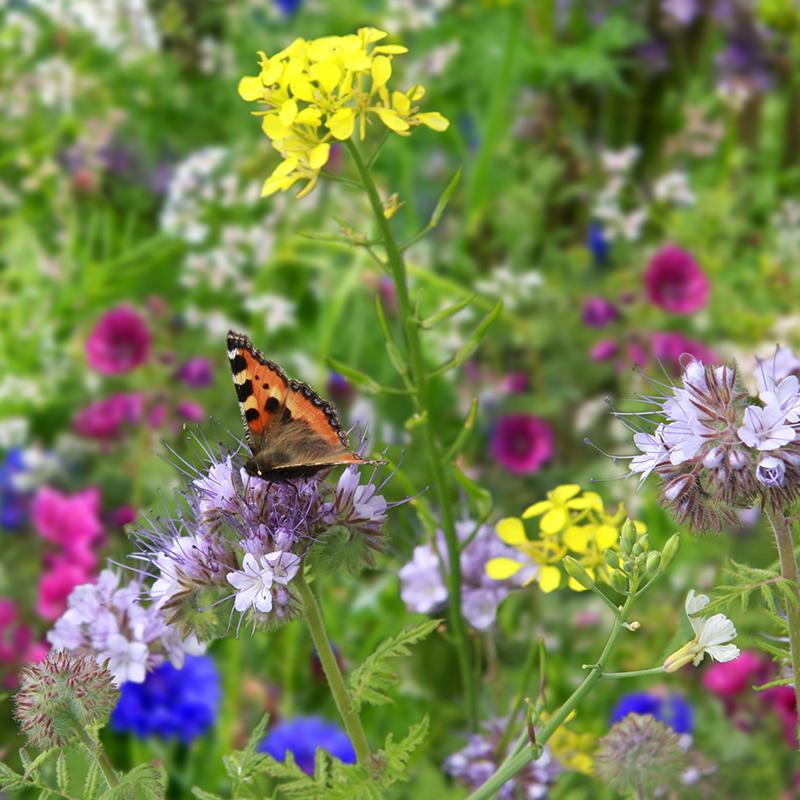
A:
131 434 402 640
614 354 800 531
14 651 119 748
595 714 685 796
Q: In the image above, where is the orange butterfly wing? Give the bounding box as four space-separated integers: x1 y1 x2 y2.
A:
227 331 375 476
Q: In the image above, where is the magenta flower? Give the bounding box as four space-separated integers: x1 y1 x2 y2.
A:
37 558 93 621
502 372 530 394
591 340 619 362
32 486 103 552
650 332 718 373
490 414 554 474
176 357 213 388
582 296 619 328
702 650 762 698
176 400 205 422
85 305 151 374
644 245 709 314
73 393 143 440
0 599 46 689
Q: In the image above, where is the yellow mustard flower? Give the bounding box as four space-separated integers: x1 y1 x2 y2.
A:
238 28 449 198
487 485 644 593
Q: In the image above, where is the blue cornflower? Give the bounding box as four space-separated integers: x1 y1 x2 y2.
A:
610 692 694 735
110 656 221 744
259 716 356 775
587 221 609 267
275 0 302 15
1 448 28 531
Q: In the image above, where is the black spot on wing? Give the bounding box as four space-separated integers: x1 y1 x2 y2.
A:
265 396 280 412
281 407 292 422
230 354 247 374
235 380 253 401
245 408 260 422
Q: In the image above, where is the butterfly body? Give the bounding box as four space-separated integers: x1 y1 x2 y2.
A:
227 331 379 481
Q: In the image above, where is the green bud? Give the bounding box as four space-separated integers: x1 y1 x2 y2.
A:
659 533 681 571
622 558 633 574
632 541 644 556
638 534 649 551
609 569 628 595
619 519 636 554
645 550 660 574
563 556 595 590
604 549 620 570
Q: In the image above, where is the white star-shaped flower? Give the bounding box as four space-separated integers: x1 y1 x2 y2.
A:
226 553 275 613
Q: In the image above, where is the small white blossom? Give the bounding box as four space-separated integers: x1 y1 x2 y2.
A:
737 403 795 451
102 633 149 684
226 553 276 613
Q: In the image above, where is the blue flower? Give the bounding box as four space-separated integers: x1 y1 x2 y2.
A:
0 449 28 531
110 656 221 744
587 221 609 267
610 692 694 735
259 716 356 775
275 0 302 15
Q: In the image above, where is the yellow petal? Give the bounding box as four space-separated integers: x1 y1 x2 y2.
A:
634 520 648 534
326 108 355 140
540 507 568 535
376 107 409 132
550 484 582 504
261 115 290 140
371 55 392 88
271 157 298 179
522 500 552 518
358 26 388 43
295 107 322 125
374 45 408 54
260 60 283 85
308 142 331 170
581 491 604 511
567 576 590 592
238 76 263 101
279 98 298 127
310 61 341 93
415 112 449 131
261 172 298 197
564 525 590 553
392 90 411 114
290 76 316 102
595 524 619 550
496 517 527 546
538 566 562 593
343 50 372 72
486 557 523 580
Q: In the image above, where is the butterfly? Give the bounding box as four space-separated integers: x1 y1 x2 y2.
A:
227 331 381 481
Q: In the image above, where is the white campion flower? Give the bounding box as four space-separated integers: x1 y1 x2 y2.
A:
663 590 740 672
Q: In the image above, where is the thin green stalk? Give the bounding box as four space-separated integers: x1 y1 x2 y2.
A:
467 594 636 800
294 569 371 763
600 666 666 680
343 138 478 727
765 506 800 748
72 722 119 788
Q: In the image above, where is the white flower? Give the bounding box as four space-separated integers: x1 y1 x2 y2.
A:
664 590 740 672
102 633 149 684
630 425 670 484
737 403 796 451
601 146 640 174
759 375 800 423
226 553 275 613
756 455 786 487
263 551 301 585
47 611 85 650
653 171 695 206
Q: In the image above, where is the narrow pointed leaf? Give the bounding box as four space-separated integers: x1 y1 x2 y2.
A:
431 300 502 377
451 464 492 517
444 397 479 462
430 168 462 228
419 294 475 329
326 358 383 394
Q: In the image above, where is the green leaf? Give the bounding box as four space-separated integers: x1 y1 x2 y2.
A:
191 789 227 800
444 398 478 462
23 748 57 780
451 464 492 518
0 762 27 792
56 752 69 794
430 300 502 377
429 168 462 228
754 675 793 691
419 295 474 330
326 358 383 394
84 761 101 800
349 620 441 711
374 295 409 380
262 752 320 798
377 716 430 787
99 762 166 800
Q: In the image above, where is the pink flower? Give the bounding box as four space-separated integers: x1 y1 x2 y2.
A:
702 649 762 697
73 392 143 439
650 332 718 373
147 402 168 428
644 245 709 314
590 340 619 361
582 296 619 328
32 486 102 552
176 357 213 388
0 599 46 688
36 559 92 621
501 373 530 394
176 400 205 422
110 505 137 527
85 304 151 374
490 414 554 474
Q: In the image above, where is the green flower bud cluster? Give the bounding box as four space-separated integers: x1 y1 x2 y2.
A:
603 520 680 595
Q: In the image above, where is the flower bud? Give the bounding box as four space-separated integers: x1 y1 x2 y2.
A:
659 533 680 571
14 652 119 748
632 541 644 556
702 446 724 468
604 549 620 570
645 550 660 575
619 519 636 554
609 569 628 595
563 556 595 591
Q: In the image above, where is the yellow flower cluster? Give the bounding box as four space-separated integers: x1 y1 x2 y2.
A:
238 28 449 198
486 484 645 593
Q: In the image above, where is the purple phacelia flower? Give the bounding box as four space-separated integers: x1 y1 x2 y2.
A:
176 357 214 388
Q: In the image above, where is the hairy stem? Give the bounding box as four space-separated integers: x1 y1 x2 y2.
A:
467 594 636 800
765 506 800 749
295 569 371 763
344 138 478 727
72 721 119 788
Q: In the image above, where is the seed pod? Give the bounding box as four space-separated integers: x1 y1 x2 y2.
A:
563 556 595 590
645 550 660 574
659 533 681 571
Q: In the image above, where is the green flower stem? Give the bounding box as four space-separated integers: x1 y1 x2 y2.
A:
467 593 637 800
765 506 800 748
71 721 119 788
294 568 371 763
344 138 478 727
599 666 666 680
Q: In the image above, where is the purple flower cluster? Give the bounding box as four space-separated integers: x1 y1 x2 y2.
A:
111 655 221 743
399 520 529 630
620 354 800 530
444 718 561 798
132 437 396 638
